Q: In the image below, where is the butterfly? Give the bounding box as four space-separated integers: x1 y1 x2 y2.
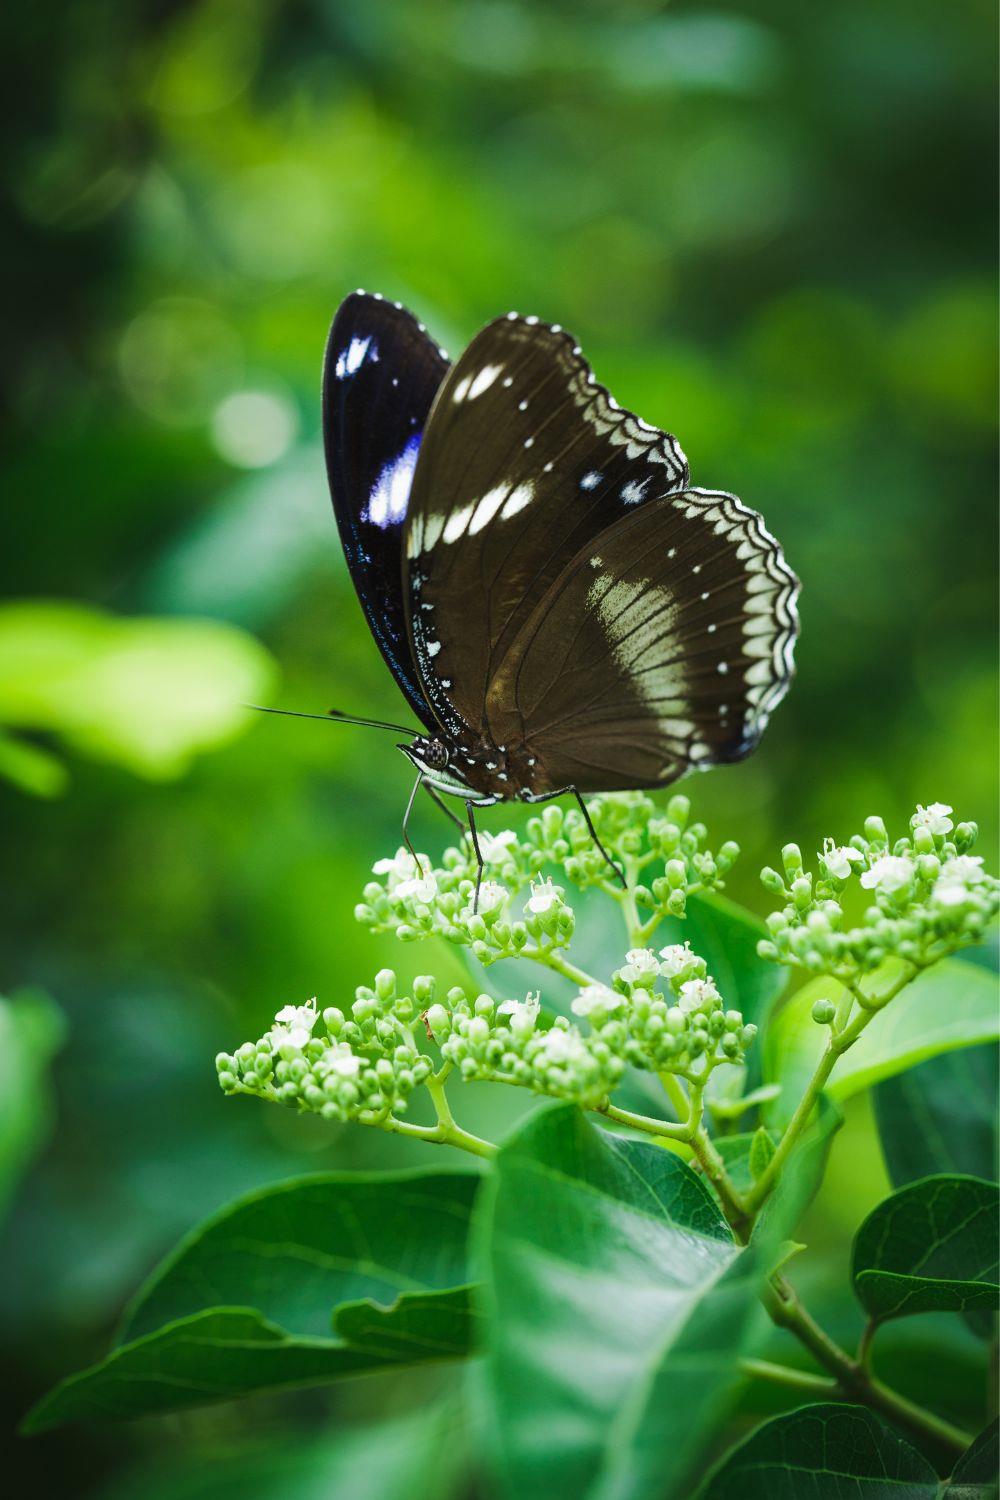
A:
317 289 799 902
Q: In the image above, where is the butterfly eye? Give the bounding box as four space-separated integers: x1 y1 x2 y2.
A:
426 739 450 769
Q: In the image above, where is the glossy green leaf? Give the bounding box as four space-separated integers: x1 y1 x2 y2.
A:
942 1421 999 1498
765 962 1000 1126
875 1044 998 1189
24 1168 480 1430
696 1403 940 1498
852 1175 999 1322
479 1104 763 1500
0 600 274 779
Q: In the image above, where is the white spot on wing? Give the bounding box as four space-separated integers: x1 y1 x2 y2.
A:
335 335 374 379
580 471 602 490
365 433 420 529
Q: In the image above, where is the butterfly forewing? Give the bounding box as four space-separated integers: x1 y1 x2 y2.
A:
485 488 799 793
323 292 450 731
403 316 689 737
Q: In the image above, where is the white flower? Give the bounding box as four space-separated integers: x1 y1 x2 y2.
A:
394 874 437 904
374 848 434 893
912 802 954 836
270 999 318 1051
534 1027 588 1065
678 978 721 1014
932 855 985 907
658 942 695 978
526 877 561 915
498 991 541 1033
317 1046 361 1079
571 984 622 1020
274 999 318 1034
461 880 506 920
482 830 519 865
820 839 865 881
625 947 659 974
860 854 915 893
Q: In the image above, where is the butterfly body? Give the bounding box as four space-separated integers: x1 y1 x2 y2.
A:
322 290 799 893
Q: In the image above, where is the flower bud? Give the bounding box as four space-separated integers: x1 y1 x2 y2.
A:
811 998 836 1025
781 843 803 878
374 969 396 1001
413 976 435 1004
864 815 887 845
760 866 786 895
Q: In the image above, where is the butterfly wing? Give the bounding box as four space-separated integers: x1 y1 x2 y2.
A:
323 291 450 730
403 316 689 738
485 488 799 792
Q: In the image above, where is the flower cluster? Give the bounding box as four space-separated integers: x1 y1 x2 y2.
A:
354 793 738 964
758 803 999 982
216 978 435 1124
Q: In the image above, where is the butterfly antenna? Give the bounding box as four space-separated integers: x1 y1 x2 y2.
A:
245 704 416 734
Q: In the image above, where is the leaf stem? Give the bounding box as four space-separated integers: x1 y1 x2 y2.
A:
739 1358 839 1395
765 1274 973 1458
594 1099 690 1141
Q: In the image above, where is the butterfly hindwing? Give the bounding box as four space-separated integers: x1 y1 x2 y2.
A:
323 292 450 731
403 316 689 738
485 488 799 792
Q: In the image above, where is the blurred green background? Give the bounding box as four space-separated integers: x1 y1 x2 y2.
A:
2 0 996 1494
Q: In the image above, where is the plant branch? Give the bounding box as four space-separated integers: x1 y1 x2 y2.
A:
765 1274 972 1458
520 947 598 989
593 1099 690 1141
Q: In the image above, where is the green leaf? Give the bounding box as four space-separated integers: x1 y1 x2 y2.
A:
478 1104 764 1500
852 1175 999 1322
696 1403 941 1498
0 990 64 1218
24 1168 480 1430
95 1405 466 1500
0 601 274 779
875 1044 998 1189
942 1421 999 1498
715 1093 841 1237
765 962 1000 1126
749 1126 776 1181
0 729 67 797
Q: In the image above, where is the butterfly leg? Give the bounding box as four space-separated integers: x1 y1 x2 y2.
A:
571 789 627 890
401 769 425 876
465 801 485 912
423 780 465 832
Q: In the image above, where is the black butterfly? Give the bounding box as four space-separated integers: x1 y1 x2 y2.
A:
317 289 799 899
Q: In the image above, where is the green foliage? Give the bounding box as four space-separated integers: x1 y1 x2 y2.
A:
478 1105 762 1500
0 991 64 1218
852 1176 999 1323
24 1170 479 1431
0 601 274 788
765 962 1000 1125
697 1404 957 1498
875 1045 998 1188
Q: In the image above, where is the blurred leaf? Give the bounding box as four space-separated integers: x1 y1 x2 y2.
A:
477 1104 763 1500
0 729 67 797
852 1175 999 1322
96 1403 467 1500
24 1169 481 1429
875 1044 998 1188
0 991 64 1217
0 600 274 779
696 1403 940 1498
764 962 1000 1125
942 1421 999 1498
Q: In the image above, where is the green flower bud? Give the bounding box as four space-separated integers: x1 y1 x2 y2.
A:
413 975 435 1004
781 843 803 878
811 998 836 1025
760 866 786 895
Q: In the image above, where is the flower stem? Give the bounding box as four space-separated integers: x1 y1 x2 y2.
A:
594 1099 690 1141
765 1274 973 1458
521 947 598 989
